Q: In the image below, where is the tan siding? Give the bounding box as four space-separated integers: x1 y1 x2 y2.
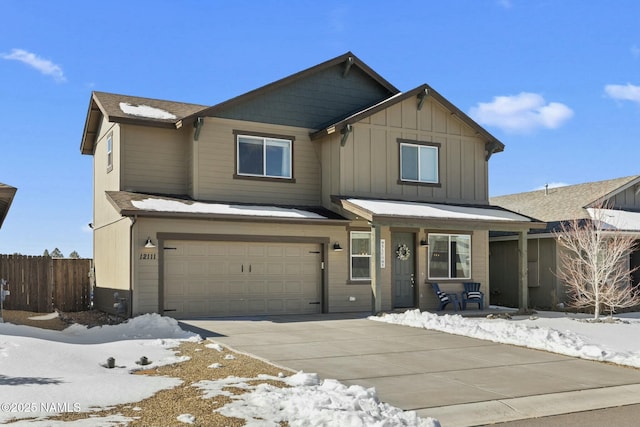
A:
94 119 121 227
195 118 321 205
121 125 189 195
320 96 489 205
132 217 380 315
419 230 489 311
94 218 131 292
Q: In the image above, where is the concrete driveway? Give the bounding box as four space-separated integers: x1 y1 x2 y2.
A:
180 313 640 427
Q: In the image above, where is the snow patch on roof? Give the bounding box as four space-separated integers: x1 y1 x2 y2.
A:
132 198 326 219
347 198 533 222
588 208 640 231
119 102 177 120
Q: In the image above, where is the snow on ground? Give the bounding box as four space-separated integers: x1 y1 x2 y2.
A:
370 308 640 368
0 314 197 424
8 307 640 426
197 371 436 427
0 314 439 427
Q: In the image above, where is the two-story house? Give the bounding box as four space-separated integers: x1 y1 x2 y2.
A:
80 52 542 318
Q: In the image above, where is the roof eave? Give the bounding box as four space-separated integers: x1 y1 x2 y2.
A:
0 185 17 228
310 83 505 153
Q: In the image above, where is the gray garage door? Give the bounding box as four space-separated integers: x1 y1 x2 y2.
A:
163 240 322 317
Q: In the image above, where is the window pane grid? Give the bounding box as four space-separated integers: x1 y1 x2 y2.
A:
350 231 372 280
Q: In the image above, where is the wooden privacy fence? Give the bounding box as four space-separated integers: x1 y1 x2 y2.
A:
0 255 92 313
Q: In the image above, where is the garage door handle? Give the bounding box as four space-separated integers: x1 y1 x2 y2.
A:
241 264 244 273
309 301 320 305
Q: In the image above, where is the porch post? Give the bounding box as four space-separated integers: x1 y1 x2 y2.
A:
371 223 382 314
518 230 529 311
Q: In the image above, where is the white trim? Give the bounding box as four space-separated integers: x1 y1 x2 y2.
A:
350 230 372 281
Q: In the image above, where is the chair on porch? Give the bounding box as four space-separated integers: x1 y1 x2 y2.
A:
431 283 460 312
462 282 484 310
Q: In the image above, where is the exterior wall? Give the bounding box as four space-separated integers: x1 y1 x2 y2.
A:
192 117 321 205
321 96 489 207
93 118 121 227
131 217 382 315
611 187 640 210
419 229 489 310
489 237 561 309
120 124 190 195
93 217 132 293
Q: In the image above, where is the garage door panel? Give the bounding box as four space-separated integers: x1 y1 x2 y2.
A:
164 240 322 317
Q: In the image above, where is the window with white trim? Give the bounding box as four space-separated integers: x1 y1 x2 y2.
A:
400 141 438 184
237 134 292 179
428 234 471 279
106 134 113 172
350 231 372 280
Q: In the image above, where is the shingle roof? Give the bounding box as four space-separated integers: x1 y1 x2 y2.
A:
80 92 208 155
490 175 640 222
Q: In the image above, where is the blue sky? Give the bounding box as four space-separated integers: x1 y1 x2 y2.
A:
1 0 640 257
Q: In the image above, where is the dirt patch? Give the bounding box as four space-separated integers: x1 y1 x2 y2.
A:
0 310 294 426
7 340 293 426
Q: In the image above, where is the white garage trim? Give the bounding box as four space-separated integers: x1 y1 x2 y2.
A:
157 233 330 317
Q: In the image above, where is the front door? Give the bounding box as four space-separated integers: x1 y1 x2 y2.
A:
392 232 416 308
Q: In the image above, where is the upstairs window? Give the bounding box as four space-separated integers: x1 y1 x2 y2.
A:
399 140 439 184
106 134 113 172
236 134 292 179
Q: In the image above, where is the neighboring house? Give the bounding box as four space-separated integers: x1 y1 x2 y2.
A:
0 183 17 229
80 52 542 318
490 175 640 309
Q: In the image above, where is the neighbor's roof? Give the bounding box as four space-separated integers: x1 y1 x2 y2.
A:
0 183 17 229
310 84 505 156
80 92 208 155
106 191 347 223
335 197 543 230
490 175 640 222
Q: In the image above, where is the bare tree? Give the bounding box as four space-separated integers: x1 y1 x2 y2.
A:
555 203 640 319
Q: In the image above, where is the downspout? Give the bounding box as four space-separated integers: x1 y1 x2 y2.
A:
128 215 137 318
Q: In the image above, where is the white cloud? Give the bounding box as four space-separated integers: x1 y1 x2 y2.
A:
469 92 574 133
498 0 513 8
1 48 66 82
605 83 640 103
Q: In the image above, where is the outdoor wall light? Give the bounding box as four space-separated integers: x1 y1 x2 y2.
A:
333 242 343 251
144 238 156 249
420 239 428 247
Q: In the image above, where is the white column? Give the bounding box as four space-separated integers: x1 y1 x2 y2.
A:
371 224 382 314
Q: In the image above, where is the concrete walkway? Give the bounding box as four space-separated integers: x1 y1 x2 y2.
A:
180 313 640 427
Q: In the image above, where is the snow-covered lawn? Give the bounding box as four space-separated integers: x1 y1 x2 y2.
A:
371 308 640 368
0 313 438 427
4 308 640 426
